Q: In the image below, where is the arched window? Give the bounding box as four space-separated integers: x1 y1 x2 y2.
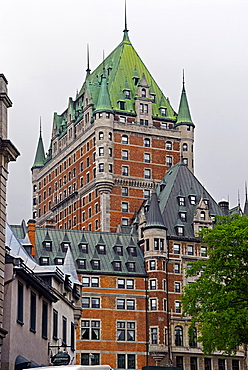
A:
175 326 183 346
182 143 188 151
200 211 205 220
99 131 104 140
141 89 146 97
122 135 128 144
189 327 197 347
166 141 172 150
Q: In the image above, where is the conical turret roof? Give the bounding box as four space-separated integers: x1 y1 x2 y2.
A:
175 76 194 127
146 190 166 229
32 128 45 169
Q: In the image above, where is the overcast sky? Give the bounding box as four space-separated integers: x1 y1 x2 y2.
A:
1 0 248 224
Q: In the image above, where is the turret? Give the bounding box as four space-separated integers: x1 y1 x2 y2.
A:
175 72 195 173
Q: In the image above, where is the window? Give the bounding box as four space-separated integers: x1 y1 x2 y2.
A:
122 218 129 226
109 132 112 140
175 301 181 313
17 282 24 324
187 245 194 255
124 90 130 99
81 320 100 340
175 282 180 293
150 260 156 270
218 359 225 370
117 299 135 310
109 148 112 157
144 169 151 179
122 202 128 212
99 131 104 140
190 357 198 370
178 196 185 206
150 298 157 311
126 279 134 289
160 108 166 116
119 101 125 110
82 298 90 308
122 135 128 144
144 153 150 163
53 309 58 340
81 353 100 366
144 189 150 199
98 245 105 254
30 292 36 332
122 150 128 160
149 327 157 345
115 246 123 255
99 163 104 172
92 260 100 270
190 195 196 205
120 116 126 123
176 226 184 236
141 88 146 97
164 299 167 312
42 300 48 339
174 244 180 254
166 141 172 150
126 262 135 272
201 246 207 257
176 357 184 370
113 261 122 271
232 360 239 370
117 321 135 341
92 298 100 308
183 143 188 151
150 279 156 290
204 359 211 370
180 212 187 222
122 187 128 196
144 138 150 147
183 158 188 165
117 354 135 369
117 279 134 289
189 327 197 347
200 211 205 220
71 322 75 351
175 326 183 346
122 166 128 176
62 316 67 346
166 156 172 167
99 147 104 156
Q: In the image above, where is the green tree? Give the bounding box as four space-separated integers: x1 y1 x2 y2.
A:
182 214 248 355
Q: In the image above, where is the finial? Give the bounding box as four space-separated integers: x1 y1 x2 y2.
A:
238 189 240 207
39 116 42 136
86 44 91 76
102 50 106 77
245 182 248 201
124 0 128 33
182 69 185 91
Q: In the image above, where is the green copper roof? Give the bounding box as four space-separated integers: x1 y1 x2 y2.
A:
175 82 194 127
78 31 176 119
93 72 113 114
32 130 45 168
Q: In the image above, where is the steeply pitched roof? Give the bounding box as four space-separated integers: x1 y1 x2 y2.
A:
175 78 194 127
32 129 45 169
145 190 166 229
153 163 223 238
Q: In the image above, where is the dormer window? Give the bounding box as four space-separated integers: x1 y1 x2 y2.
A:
77 259 86 269
91 260 100 270
114 246 123 255
151 95 156 103
54 258 64 265
182 158 188 165
79 243 88 253
61 242 70 252
176 226 184 236
126 262 135 272
119 101 125 110
124 90 130 99
160 108 166 117
141 89 146 97
97 245 106 254
43 241 52 251
189 196 196 205
40 257 49 265
113 261 122 271
128 247 137 256
178 196 185 206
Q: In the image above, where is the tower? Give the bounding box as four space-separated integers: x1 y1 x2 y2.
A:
31 21 195 232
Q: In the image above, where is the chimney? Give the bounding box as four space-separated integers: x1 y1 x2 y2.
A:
27 219 36 257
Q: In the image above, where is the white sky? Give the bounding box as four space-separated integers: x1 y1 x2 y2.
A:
1 0 248 224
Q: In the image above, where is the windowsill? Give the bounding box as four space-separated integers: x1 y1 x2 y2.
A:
30 328 36 333
17 319 24 326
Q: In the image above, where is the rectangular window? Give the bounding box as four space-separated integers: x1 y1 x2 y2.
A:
117 299 125 309
42 300 48 339
175 282 181 293
53 309 58 340
175 301 181 313
81 320 100 340
91 298 100 308
117 321 135 341
126 279 134 289
174 244 180 254
150 279 156 290
122 187 128 196
144 153 150 163
62 316 67 346
144 169 151 179
151 327 158 344
117 354 135 369
166 156 172 167
176 356 184 370
232 360 239 370
144 189 150 199
150 260 156 270
30 291 36 332
122 150 128 160
150 298 157 311
71 322 75 351
122 202 128 212
17 281 24 324
82 297 90 308
204 358 212 370
190 357 198 370
118 279 125 289
122 166 128 176
174 263 180 273
126 299 135 310
201 246 207 257
218 359 225 370
81 353 100 366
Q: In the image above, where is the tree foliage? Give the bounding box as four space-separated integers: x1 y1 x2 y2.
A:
182 214 248 355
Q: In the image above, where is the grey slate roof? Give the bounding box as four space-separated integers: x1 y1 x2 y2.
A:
146 191 166 229
31 228 146 277
150 162 224 239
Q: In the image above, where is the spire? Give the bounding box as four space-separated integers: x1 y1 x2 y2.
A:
94 66 113 114
123 0 130 43
86 44 91 77
32 119 45 169
244 182 248 216
145 190 167 229
175 71 194 128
